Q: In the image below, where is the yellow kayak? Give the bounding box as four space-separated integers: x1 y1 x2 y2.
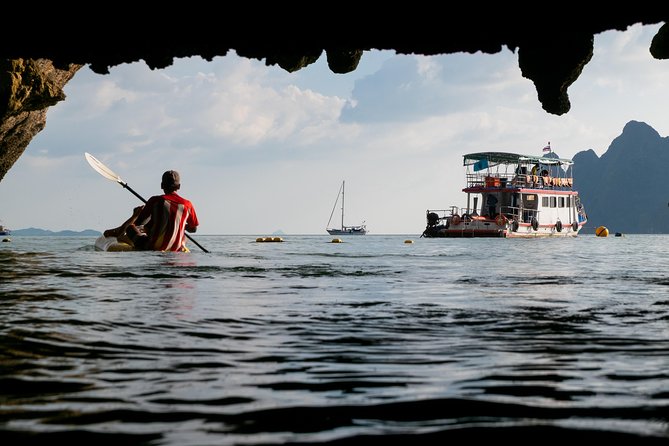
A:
94 235 134 252
94 235 190 252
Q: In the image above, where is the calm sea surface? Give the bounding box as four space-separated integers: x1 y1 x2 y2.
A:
1 234 668 444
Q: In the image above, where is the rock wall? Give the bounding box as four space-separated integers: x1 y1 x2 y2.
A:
0 60 81 181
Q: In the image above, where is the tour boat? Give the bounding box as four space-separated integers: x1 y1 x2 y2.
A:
421 150 588 238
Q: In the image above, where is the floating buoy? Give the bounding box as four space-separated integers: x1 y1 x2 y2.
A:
331 238 343 243
404 239 413 244
257 236 283 242
595 226 609 237
2 238 10 242
615 232 624 237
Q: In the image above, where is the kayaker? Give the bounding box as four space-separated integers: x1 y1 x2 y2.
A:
103 170 199 251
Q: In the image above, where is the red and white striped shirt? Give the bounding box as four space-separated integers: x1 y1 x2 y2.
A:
136 192 199 252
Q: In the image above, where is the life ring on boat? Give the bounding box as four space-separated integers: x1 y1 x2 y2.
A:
555 220 563 232
511 219 519 232
531 217 539 231
451 214 461 225
495 214 507 226
572 221 578 231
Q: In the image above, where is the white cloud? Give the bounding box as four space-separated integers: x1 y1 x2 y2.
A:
1 23 668 234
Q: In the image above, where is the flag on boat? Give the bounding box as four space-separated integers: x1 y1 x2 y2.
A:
543 142 551 153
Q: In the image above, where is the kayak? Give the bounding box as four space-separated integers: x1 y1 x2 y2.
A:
94 235 191 252
94 235 134 252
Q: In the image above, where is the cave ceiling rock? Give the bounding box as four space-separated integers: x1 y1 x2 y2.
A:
1 14 669 183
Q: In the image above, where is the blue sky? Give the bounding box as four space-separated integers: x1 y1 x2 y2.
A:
1 22 667 235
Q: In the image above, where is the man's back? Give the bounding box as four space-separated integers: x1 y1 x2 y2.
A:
139 192 199 251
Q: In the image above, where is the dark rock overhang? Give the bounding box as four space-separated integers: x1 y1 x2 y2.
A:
0 9 667 182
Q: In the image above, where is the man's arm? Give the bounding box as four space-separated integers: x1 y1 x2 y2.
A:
186 202 199 233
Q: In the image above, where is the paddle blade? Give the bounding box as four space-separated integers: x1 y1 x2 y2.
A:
85 152 125 184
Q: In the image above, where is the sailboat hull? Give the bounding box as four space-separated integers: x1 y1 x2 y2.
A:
327 227 367 235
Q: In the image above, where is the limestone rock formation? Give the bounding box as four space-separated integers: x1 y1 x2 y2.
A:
0 60 82 181
573 120 669 233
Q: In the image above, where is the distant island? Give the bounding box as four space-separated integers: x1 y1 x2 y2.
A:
10 228 101 236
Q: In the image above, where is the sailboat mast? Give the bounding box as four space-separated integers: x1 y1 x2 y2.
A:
341 181 345 229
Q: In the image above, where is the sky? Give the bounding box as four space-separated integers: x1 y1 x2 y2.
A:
1 22 667 235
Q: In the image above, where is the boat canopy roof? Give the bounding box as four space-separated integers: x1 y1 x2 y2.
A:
463 152 573 167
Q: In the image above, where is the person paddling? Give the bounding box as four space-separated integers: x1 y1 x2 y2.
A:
104 170 199 251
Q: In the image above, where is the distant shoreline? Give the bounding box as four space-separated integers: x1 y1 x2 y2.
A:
9 228 101 236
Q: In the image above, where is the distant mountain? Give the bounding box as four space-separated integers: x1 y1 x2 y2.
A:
573 120 669 234
10 228 101 236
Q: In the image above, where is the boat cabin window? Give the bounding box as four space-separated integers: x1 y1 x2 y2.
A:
566 197 571 207
558 197 565 208
522 194 537 210
543 196 559 207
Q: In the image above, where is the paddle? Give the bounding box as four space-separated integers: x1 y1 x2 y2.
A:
85 152 209 253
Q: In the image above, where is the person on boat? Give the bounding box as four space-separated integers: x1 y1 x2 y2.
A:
103 170 199 251
486 194 498 218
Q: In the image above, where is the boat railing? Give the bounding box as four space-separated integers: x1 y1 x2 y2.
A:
466 172 574 190
502 206 540 224
501 206 521 221
522 209 540 223
425 207 460 225
427 205 542 226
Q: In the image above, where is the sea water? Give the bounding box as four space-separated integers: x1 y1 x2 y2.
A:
1 234 668 444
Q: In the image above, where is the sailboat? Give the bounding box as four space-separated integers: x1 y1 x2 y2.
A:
326 181 367 235
0 221 10 236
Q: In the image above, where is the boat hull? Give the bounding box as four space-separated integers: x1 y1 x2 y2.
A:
95 235 135 251
422 220 583 238
327 228 367 235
